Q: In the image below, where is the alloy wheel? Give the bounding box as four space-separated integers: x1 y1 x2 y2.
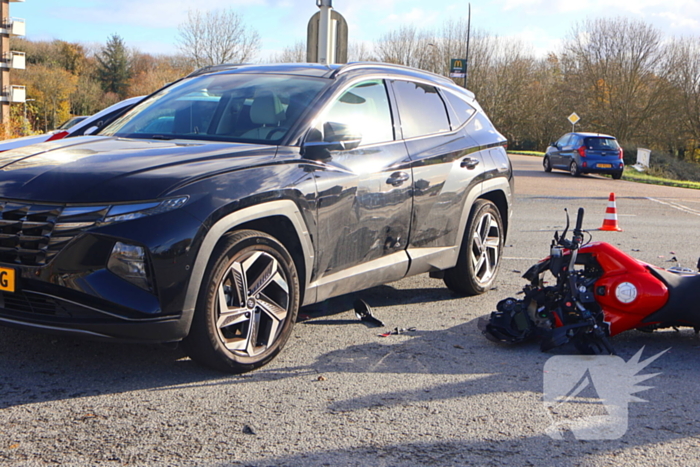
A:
216 250 290 357
469 211 501 286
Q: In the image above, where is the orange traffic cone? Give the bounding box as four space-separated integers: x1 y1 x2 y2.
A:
599 192 622 231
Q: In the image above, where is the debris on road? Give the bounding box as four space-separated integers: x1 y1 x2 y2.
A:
354 299 385 327
378 327 417 337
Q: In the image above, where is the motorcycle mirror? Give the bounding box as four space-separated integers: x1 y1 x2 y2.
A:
560 209 570 243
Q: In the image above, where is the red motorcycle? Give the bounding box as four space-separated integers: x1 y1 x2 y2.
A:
481 207 700 354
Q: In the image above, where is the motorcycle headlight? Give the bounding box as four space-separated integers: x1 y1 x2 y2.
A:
107 241 152 291
102 196 188 225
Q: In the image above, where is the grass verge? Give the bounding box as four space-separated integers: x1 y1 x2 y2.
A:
620 170 700 190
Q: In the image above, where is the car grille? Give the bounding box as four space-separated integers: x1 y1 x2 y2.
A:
1 290 59 316
0 201 109 266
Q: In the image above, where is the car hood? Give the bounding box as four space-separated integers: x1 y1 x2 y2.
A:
0 136 279 203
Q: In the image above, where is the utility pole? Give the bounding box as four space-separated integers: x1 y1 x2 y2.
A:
464 3 471 89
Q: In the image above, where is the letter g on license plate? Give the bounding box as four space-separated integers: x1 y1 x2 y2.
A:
0 267 15 292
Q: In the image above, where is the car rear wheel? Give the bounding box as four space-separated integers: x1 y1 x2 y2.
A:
612 170 623 180
183 230 299 373
570 161 580 177
543 156 552 173
444 200 503 296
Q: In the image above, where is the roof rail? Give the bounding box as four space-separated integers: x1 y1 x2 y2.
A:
186 63 250 78
330 61 453 84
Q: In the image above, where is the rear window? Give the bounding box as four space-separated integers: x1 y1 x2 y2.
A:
584 137 619 150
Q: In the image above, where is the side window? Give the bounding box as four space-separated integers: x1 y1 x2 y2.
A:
392 80 450 139
442 89 476 128
320 80 394 146
556 134 571 148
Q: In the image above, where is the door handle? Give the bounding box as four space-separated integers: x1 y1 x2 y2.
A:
460 157 480 170
386 171 410 187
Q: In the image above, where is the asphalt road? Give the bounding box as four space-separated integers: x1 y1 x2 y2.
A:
2 155 700 466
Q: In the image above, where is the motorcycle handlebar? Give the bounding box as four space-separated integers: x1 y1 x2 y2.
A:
574 207 584 236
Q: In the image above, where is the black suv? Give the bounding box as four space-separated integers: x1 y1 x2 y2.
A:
0 63 512 372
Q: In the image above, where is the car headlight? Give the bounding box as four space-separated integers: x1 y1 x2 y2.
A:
102 196 189 225
107 241 152 291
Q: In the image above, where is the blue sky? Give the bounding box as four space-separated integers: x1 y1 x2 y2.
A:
12 0 700 59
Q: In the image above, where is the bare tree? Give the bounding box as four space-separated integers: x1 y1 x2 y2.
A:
560 18 667 143
348 42 376 62
177 9 261 68
374 25 435 70
663 37 700 159
269 41 306 63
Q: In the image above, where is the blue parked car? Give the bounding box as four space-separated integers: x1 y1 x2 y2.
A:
543 132 624 179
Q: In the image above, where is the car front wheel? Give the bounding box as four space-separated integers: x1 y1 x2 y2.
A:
444 200 503 296
183 230 300 373
543 156 552 172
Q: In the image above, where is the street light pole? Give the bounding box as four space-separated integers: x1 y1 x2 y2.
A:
464 3 471 89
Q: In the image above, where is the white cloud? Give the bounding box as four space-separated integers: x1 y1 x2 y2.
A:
54 0 267 29
383 8 441 27
656 11 700 31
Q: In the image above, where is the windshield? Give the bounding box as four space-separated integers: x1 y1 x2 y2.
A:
103 73 329 144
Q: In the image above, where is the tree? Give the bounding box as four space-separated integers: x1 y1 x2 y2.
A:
348 42 375 62
374 25 435 70
269 41 306 63
23 64 77 131
560 18 667 143
127 53 190 96
96 34 133 99
177 9 261 68
664 37 700 160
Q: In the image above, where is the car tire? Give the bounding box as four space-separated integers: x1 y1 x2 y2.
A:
444 200 503 296
612 170 623 180
183 230 300 373
570 161 580 177
543 156 552 173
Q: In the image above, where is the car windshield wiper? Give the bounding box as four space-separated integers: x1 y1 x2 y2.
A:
151 135 174 140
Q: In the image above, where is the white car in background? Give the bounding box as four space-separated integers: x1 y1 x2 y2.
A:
0 96 144 152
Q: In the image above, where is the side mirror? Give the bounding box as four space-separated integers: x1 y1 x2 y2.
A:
302 122 362 160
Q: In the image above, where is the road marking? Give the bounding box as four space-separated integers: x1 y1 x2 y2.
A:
646 197 700 216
